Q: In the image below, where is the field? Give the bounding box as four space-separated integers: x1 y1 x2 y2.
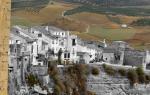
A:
89 26 136 41
69 12 120 28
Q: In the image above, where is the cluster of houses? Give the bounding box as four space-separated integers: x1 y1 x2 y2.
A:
9 25 150 94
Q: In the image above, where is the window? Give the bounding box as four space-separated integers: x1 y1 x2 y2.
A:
24 58 27 61
90 55 92 58
64 53 67 58
38 33 42 37
72 48 75 54
16 40 19 43
52 40 54 44
72 39 76 46
68 53 70 58
31 45 33 53
15 49 16 53
38 63 41 66
16 30 19 34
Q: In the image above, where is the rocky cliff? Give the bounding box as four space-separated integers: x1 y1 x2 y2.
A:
87 71 150 95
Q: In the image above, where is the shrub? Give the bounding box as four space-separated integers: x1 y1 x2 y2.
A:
103 65 116 76
48 65 58 77
127 69 138 86
102 64 106 69
91 67 100 76
118 69 126 76
136 67 145 83
87 91 96 95
26 74 39 87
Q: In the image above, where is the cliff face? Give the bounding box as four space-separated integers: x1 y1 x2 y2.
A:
87 71 150 95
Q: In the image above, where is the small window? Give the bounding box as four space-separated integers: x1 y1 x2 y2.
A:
15 49 16 53
38 63 41 66
52 41 54 44
31 45 33 53
90 55 92 58
72 39 76 46
68 53 70 58
38 34 42 37
16 30 19 34
16 40 19 43
24 58 27 61
64 53 67 58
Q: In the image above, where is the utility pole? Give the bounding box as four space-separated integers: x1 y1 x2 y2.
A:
0 0 10 95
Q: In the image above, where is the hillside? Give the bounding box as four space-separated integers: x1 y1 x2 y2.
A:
131 18 150 26
12 0 50 10
63 0 150 6
64 5 150 16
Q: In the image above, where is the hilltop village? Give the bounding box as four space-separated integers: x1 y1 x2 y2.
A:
9 25 150 95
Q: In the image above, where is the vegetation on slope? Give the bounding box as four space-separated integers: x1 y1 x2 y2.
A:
91 67 100 76
12 0 50 10
103 64 150 86
63 0 150 7
131 18 150 26
26 74 40 87
48 62 95 95
64 5 150 16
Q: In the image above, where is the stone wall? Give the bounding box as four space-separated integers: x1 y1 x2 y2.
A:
124 50 146 68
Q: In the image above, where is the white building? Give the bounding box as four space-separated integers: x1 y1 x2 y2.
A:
10 25 104 65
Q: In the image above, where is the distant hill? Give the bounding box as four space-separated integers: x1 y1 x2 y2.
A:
12 0 50 10
63 0 150 7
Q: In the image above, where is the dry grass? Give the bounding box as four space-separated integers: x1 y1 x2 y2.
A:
11 2 77 25
114 15 140 24
69 12 120 28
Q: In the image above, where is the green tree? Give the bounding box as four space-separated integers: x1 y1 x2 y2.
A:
136 67 145 83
